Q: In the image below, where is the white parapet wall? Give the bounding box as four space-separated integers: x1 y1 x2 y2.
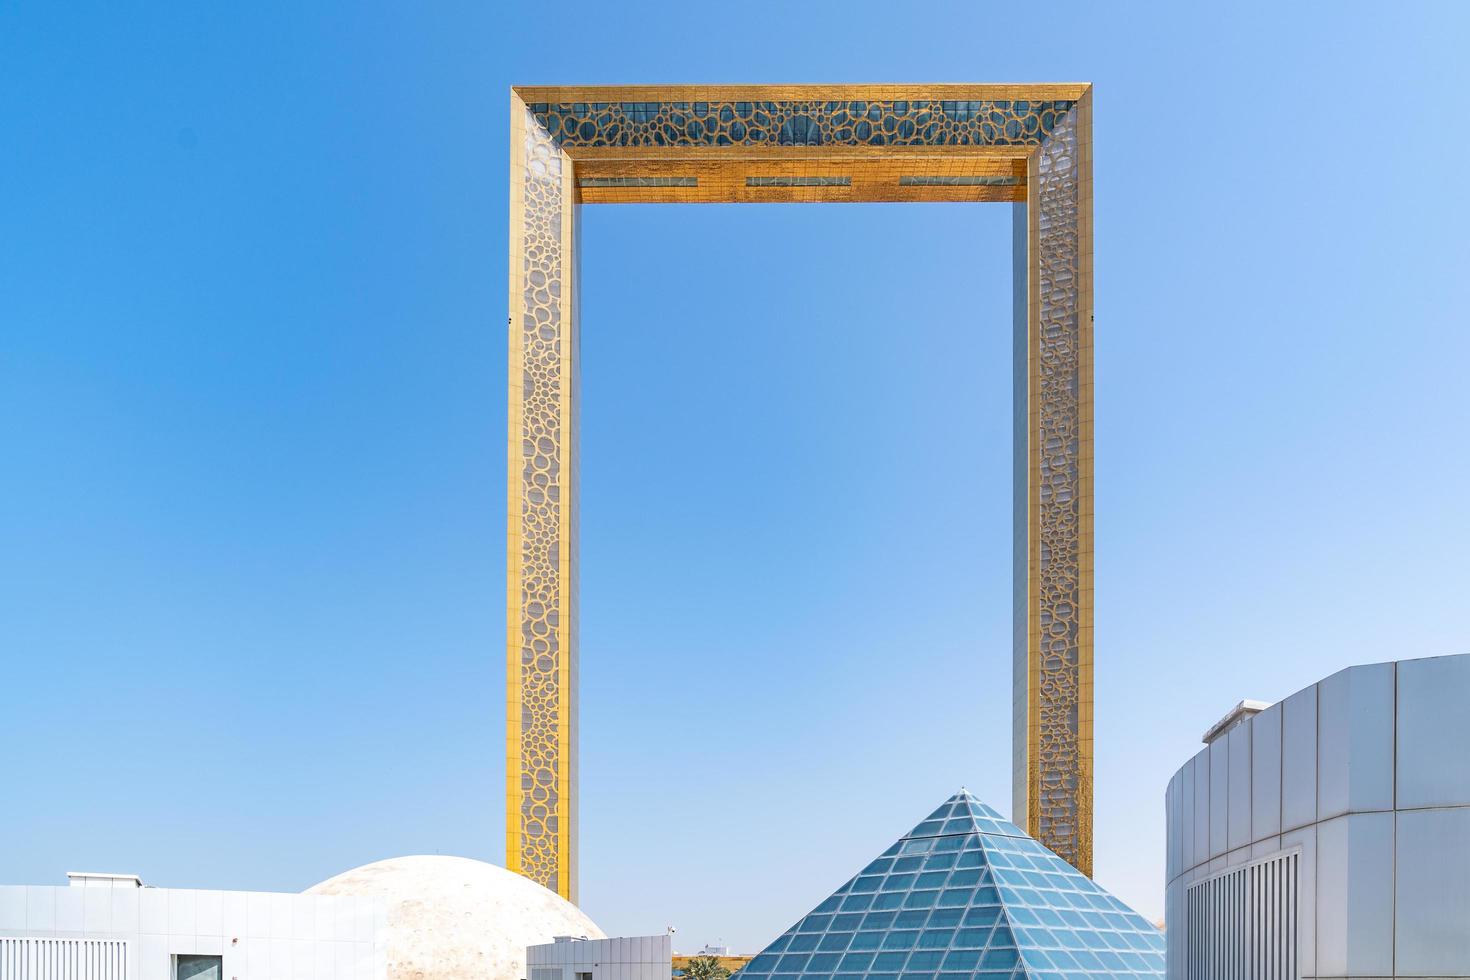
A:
527 935 672 980
0 875 386 980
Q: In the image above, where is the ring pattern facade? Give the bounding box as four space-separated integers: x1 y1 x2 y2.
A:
527 99 1074 148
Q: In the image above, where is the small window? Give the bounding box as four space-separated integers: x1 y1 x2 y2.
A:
577 972 592 980
176 955 222 980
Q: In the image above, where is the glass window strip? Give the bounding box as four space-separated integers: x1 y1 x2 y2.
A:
578 176 698 187
746 176 851 187
897 175 1023 186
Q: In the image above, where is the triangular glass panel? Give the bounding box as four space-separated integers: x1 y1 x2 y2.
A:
737 790 1163 980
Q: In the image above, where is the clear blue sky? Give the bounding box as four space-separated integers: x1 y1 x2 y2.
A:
3 0 1468 950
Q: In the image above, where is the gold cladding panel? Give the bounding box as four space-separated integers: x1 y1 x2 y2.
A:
508 98 578 901
1024 97 1092 876
514 83 1090 103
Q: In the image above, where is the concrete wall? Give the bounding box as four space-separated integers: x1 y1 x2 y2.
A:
1164 653 1470 980
0 879 385 980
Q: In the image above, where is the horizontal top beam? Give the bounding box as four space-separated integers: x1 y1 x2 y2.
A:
514 83 1091 102
510 84 1090 203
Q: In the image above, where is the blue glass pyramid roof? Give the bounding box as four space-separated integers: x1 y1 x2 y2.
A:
737 791 1163 980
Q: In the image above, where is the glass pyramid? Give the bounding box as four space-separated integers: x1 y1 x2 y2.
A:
736 791 1164 980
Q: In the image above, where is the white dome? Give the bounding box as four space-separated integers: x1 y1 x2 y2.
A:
306 855 604 980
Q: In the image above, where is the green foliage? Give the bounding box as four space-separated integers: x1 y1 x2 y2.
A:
682 956 731 980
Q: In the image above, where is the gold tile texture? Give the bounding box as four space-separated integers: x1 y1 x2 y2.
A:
508 96 579 902
1023 97 1093 876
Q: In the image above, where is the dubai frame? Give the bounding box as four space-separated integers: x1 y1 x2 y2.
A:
507 84 1094 901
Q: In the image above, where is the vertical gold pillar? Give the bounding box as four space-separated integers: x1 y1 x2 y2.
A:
507 92 579 902
1013 91 1094 875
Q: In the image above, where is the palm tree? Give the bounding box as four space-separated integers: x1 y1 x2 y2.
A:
682 955 731 980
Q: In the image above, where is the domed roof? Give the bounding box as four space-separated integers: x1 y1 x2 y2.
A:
306 855 605 980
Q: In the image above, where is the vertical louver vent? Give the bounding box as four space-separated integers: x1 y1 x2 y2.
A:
0 938 129 980
1185 851 1299 980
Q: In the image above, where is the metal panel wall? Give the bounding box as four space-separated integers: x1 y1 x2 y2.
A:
1168 653 1470 980
1397 655 1470 809
1194 748 1211 866
1228 723 1253 851
1396 806 1470 975
1316 811 1394 977
1210 738 1230 859
1280 687 1318 833
1317 664 1394 821
1251 702 1282 841
1182 756 1198 873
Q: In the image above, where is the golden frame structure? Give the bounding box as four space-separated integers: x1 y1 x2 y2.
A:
507 84 1094 900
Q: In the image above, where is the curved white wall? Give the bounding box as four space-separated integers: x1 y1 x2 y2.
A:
1164 653 1470 980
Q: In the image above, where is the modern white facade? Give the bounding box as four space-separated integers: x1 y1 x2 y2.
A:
0 872 386 980
527 934 672 980
1164 652 1470 980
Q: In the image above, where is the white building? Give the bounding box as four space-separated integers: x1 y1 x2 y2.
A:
527 934 672 980
1164 652 1470 980
1 856 607 980
0 871 385 980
